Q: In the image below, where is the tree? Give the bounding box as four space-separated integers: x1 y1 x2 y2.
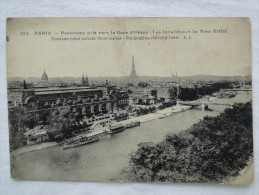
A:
124 101 253 183
179 88 198 101
8 107 39 149
138 82 149 88
127 89 133 94
138 99 143 105
47 106 74 139
23 80 28 89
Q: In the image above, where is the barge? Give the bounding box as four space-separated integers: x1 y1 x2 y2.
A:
61 133 99 150
108 123 125 134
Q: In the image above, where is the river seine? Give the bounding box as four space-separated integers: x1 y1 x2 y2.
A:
11 92 251 181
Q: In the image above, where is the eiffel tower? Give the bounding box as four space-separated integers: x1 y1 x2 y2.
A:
129 56 138 79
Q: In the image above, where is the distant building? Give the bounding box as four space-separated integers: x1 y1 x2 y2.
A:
41 70 48 82
171 72 182 83
157 88 171 102
23 127 49 145
151 89 158 99
168 87 177 100
116 91 129 110
172 72 178 77
81 73 89 86
7 89 23 108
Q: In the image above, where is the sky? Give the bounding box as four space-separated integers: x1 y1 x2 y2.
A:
7 18 251 78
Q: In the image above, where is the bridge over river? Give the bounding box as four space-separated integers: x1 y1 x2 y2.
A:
179 88 252 109
179 101 233 107
224 88 252 92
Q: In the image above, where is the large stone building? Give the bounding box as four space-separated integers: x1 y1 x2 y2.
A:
8 69 129 115
8 86 129 115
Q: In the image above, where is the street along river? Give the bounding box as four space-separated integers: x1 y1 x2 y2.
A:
11 92 251 181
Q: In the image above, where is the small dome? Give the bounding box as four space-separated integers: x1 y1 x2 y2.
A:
42 70 48 81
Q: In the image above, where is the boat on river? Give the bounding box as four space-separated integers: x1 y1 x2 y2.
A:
124 121 140 129
108 123 125 134
61 134 99 150
159 112 172 119
219 91 236 98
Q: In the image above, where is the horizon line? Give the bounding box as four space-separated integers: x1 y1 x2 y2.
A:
7 74 252 78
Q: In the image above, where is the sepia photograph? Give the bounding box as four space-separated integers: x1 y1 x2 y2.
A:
6 17 253 184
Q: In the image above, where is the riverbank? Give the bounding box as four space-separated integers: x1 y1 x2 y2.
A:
10 94 249 157
11 104 191 156
122 104 191 124
11 142 58 156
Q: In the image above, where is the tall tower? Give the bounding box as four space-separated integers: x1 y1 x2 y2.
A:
129 56 138 78
85 73 89 86
81 73 85 85
81 73 89 86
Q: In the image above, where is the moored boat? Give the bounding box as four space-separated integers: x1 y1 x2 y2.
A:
125 121 140 129
108 123 125 134
61 134 99 150
219 91 236 98
159 112 172 119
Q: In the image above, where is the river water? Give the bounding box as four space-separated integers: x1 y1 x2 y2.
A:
11 92 252 181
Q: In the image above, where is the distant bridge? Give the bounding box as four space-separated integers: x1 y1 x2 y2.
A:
224 88 252 92
178 101 233 107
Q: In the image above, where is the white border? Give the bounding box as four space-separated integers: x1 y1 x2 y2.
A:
0 0 258 194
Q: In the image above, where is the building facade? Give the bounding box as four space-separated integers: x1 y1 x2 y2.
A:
8 86 129 115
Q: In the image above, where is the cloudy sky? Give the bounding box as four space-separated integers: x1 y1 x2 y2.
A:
7 18 251 78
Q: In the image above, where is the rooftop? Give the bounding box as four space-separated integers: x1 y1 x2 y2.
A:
34 87 102 95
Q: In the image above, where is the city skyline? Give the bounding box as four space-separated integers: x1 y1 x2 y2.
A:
7 54 251 78
7 56 251 78
7 73 252 79
7 66 251 79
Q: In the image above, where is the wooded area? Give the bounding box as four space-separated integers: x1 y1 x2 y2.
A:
123 101 253 183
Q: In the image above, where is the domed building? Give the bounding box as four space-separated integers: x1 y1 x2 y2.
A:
41 70 48 82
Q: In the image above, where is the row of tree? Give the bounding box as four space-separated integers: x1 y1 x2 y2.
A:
135 106 156 116
9 108 39 149
178 82 232 101
123 101 253 183
9 106 92 149
158 100 176 109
